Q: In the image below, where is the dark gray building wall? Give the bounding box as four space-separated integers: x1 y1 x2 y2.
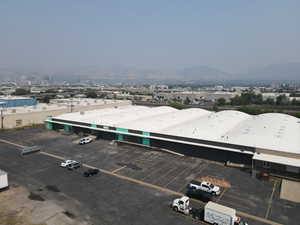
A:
150 138 253 165
50 123 253 165
253 160 300 179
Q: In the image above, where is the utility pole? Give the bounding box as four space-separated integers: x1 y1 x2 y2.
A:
0 102 5 129
69 99 74 113
0 108 4 129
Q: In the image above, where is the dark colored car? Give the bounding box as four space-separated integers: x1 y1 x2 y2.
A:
83 169 100 177
186 188 214 202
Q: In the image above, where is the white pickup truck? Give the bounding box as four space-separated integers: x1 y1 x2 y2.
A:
60 160 78 167
79 137 93 145
188 180 221 195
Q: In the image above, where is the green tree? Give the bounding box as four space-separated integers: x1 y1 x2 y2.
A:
217 98 226 106
264 98 275 105
291 112 300 118
98 93 108 99
276 95 289 105
168 102 186 110
14 88 29 95
237 106 262 115
86 91 98 98
183 97 191 105
41 95 51 103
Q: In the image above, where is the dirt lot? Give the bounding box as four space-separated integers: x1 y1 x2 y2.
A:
0 184 88 225
0 128 299 225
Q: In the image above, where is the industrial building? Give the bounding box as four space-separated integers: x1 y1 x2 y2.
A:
0 96 37 107
45 106 300 179
0 99 130 129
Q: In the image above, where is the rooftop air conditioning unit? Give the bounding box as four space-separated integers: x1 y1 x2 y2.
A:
11 109 16 113
80 111 85 115
42 107 47 110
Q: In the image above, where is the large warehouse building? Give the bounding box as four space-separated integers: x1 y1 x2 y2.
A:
0 96 37 107
45 105 300 179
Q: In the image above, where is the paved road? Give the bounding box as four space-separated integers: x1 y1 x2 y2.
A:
0 137 270 225
0 142 207 225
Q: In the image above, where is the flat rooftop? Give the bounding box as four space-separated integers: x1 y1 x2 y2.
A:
0 96 34 100
52 106 300 155
1 98 130 115
1 127 299 225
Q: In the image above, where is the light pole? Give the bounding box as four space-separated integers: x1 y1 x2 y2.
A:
0 102 5 129
68 99 74 113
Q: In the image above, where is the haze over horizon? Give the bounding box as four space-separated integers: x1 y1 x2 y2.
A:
1 1 300 77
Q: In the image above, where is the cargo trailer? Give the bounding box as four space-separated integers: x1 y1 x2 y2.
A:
0 169 8 190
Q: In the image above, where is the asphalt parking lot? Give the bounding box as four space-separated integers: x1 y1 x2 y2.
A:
0 127 299 225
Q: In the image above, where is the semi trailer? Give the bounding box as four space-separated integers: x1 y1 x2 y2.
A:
171 196 248 225
0 169 8 190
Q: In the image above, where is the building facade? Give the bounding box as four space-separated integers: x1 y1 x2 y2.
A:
45 106 300 180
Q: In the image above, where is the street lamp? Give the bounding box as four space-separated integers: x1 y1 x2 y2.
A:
0 102 5 129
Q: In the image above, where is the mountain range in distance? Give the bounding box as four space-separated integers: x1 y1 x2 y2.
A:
0 62 300 83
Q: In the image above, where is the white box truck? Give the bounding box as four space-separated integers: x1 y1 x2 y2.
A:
204 201 247 225
0 169 8 190
171 197 248 225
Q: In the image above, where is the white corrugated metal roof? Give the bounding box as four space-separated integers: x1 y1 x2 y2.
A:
117 108 211 132
253 153 300 167
53 106 300 155
162 110 251 141
224 113 300 154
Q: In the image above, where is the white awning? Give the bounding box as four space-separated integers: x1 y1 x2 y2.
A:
253 153 300 168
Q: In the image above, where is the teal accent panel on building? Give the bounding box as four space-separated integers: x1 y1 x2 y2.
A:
91 124 97 128
143 131 150 136
142 138 150 146
142 131 150 146
116 128 127 141
64 124 72 132
117 134 124 141
116 128 128 133
46 122 53 130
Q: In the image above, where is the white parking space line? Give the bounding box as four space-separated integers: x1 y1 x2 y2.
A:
111 166 127 174
0 137 283 225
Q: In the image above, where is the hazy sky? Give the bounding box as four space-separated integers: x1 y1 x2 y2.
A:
1 0 300 73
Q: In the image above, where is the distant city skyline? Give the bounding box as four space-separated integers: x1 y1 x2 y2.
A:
0 1 300 75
